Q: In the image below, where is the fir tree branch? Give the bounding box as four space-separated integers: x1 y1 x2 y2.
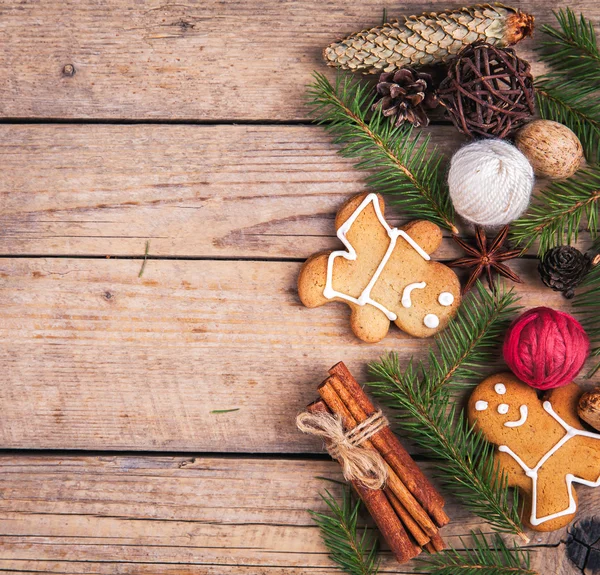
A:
535 8 600 163
423 282 521 398
535 79 600 164
368 283 526 540
416 531 537 575
312 493 535 575
307 72 457 233
310 488 379 575
538 8 600 82
510 165 600 253
574 239 600 377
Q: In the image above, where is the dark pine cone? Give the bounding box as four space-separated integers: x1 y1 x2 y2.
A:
372 68 438 128
538 246 591 299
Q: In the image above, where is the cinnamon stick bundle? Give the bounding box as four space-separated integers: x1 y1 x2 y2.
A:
301 363 449 563
318 379 438 540
308 400 421 563
329 362 449 528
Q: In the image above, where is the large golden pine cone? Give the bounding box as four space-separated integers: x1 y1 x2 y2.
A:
323 3 534 73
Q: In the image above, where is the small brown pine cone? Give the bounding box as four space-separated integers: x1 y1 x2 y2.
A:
372 68 438 128
538 246 591 299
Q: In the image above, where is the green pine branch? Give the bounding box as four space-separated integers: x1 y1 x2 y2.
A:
312 492 534 575
368 283 526 539
422 282 522 398
416 531 537 575
574 239 600 377
307 72 457 233
538 8 600 81
310 488 379 575
535 79 600 164
535 9 600 163
510 165 600 253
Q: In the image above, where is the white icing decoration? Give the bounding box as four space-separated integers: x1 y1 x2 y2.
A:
475 400 488 411
323 193 431 321
505 405 528 428
494 383 506 395
497 403 509 415
438 292 454 306
401 282 426 308
498 399 600 526
424 314 439 329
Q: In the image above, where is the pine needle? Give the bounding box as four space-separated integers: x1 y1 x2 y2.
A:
416 531 537 575
510 165 600 253
538 8 600 83
307 72 457 233
138 240 150 278
310 488 379 575
368 282 526 539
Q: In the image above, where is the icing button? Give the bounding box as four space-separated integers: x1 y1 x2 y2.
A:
438 292 454 306
424 313 440 329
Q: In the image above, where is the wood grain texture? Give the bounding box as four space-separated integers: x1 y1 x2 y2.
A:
1 256 594 452
0 124 463 258
0 124 592 259
0 454 590 574
0 1 598 121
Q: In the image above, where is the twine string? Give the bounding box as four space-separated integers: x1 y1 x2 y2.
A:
296 410 389 489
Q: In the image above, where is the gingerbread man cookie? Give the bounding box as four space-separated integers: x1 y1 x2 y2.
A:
468 372 600 532
298 193 461 343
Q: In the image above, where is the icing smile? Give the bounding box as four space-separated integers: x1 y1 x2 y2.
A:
504 405 528 428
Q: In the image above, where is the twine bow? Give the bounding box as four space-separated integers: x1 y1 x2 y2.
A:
296 410 389 489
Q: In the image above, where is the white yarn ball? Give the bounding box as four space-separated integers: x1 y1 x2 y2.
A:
448 139 534 227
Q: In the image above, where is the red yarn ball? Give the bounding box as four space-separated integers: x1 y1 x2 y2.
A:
503 307 589 390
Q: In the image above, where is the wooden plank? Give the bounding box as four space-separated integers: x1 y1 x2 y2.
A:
0 124 465 259
0 124 592 259
0 1 598 121
0 454 590 574
0 256 593 452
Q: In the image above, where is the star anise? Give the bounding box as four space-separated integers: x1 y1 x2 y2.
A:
449 226 523 293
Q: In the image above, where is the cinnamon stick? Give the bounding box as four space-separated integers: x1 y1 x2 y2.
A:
429 531 446 552
385 490 430 548
328 362 450 528
318 380 438 538
307 400 421 563
354 482 422 563
423 533 446 553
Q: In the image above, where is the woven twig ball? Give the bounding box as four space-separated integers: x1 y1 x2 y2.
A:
438 42 535 139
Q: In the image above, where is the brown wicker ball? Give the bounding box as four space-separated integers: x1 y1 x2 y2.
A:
438 42 535 139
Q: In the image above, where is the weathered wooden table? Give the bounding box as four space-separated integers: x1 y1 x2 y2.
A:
0 1 598 573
